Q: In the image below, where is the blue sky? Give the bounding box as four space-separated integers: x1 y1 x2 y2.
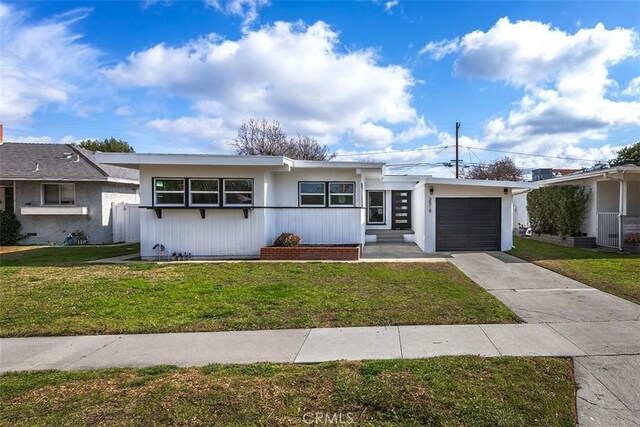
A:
1 1 639 176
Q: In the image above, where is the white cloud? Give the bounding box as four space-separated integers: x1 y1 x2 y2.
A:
452 18 638 86
428 17 640 164
352 122 394 148
205 0 269 29
622 76 640 97
115 105 133 116
0 5 101 124
395 116 436 142
107 21 418 149
419 38 459 60
384 0 399 12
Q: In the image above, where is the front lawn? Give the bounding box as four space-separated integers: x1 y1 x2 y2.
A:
0 261 519 337
0 243 139 266
0 357 576 426
509 237 640 304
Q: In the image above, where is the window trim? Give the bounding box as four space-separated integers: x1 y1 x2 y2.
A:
222 178 254 207
41 183 76 206
154 178 186 207
367 190 385 224
328 181 355 207
298 181 327 207
189 179 220 207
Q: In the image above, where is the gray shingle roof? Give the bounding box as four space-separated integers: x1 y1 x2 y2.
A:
0 143 139 182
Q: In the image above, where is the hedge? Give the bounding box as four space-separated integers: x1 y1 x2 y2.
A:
0 210 24 245
527 185 591 237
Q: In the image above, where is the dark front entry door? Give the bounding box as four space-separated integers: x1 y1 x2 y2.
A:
436 198 501 251
391 191 411 229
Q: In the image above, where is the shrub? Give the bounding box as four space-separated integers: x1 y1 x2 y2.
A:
0 210 24 245
273 232 301 247
624 232 640 244
527 185 591 238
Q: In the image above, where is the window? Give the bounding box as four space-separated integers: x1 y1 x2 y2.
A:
154 178 185 205
367 191 384 224
299 182 326 206
42 183 75 205
224 179 253 206
190 179 219 206
328 182 355 207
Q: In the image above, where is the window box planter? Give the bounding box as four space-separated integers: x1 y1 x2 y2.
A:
21 206 88 215
260 244 360 261
530 233 597 248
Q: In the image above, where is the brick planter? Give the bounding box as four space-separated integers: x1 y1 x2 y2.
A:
260 245 360 261
530 233 597 248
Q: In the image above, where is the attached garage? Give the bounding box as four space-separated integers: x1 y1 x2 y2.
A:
435 198 501 251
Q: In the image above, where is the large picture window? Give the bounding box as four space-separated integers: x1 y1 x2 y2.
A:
328 182 355 207
299 182 326 206
367 191 385 224
223 179 253 206
190 179 219 206
154 178 185 206
42 183 75 205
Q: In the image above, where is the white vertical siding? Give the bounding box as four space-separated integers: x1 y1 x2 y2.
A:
140 208 265 259
269 208 364 245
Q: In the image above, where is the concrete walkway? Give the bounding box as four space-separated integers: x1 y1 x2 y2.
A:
449 252 640 427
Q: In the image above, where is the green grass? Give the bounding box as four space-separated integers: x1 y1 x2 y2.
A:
0 261 519 337
509 237 640 304
0 243 140 266
0 357 576 426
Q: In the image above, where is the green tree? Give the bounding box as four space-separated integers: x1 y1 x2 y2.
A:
0 210 23 245
76 138 135 153
609 141 640 166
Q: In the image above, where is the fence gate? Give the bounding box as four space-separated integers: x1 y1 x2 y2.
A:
597 212 618 248
112 202 140 243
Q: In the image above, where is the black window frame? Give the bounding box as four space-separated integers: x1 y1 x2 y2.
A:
367 190 385 224
298 181 327 207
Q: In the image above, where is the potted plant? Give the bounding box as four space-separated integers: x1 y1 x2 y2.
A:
71 230 88 245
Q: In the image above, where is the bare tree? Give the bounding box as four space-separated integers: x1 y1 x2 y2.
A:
230 119 288 156
464 156 524 181
287 134 336 161
230 119 335 161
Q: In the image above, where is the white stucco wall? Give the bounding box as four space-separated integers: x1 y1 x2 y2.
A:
512 191 530 229
424 184 513 252
15 180 138 245
412 183 426 251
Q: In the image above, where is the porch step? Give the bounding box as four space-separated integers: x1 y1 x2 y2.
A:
366 229 414 243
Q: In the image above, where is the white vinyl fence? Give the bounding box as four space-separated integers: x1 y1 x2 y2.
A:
112 202 140 243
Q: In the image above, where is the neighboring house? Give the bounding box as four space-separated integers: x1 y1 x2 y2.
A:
97 152 536 259
513 165 640 250
0 143 139 245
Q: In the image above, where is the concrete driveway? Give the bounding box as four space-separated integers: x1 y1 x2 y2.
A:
449 252 640 427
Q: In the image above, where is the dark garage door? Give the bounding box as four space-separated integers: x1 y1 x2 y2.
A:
436 198 501 251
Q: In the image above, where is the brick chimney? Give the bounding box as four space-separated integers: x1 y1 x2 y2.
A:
0 124 3 144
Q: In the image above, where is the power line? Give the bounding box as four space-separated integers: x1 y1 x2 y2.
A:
334 145 450 158
461 145 608 162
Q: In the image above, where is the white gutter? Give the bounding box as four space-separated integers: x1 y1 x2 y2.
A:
603 170 626 251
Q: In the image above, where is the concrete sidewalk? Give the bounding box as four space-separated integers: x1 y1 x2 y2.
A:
2 321 638 373
449 252 640 427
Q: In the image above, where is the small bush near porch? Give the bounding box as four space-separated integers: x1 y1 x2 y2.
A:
509 236 640 304
0 258 519 337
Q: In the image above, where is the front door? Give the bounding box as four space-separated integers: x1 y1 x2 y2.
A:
392 191 411 229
